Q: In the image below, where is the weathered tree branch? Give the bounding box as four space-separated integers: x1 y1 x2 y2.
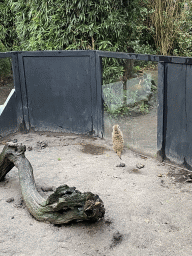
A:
0 143 105 224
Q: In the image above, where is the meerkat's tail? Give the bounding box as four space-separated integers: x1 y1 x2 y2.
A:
117 151 122 160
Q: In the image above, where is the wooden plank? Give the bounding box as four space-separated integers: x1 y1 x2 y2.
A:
157 62 165 160
0 52 13 58
20 50 93 57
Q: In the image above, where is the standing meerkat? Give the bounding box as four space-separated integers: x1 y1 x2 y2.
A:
112 124 124 159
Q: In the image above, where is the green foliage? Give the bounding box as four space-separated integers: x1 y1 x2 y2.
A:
0 1 16 80
0 41 12 80
104 102 130 118
7 0 155 54
0 0 191 58
139 101 149 114
0 0 18 50
173 1 192 57
102 57 124 85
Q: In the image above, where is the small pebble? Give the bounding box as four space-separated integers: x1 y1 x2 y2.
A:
136 163 145 169
116 162 125 167
6 197 14 203
37 141 48 149
132 168 139 172
41 186 54 192
186 179 192 183
139 155 147 159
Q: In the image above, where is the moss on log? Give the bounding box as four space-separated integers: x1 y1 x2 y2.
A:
0 143 105 224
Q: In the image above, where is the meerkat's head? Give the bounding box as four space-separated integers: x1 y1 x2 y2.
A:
113 124 120 133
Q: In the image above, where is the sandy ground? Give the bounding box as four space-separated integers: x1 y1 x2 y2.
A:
0 132 192 256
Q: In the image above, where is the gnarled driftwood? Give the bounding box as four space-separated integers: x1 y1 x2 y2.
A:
0 143 105 224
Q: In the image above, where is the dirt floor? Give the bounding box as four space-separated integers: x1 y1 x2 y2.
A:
1 132 192 256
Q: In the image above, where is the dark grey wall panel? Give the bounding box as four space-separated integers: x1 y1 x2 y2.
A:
23 55 93 134
165 63 187 164
0 92 17 137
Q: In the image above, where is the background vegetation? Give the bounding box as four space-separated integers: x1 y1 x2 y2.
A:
0 0 190 56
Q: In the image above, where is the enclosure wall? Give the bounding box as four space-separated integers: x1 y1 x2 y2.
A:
0 50 192 168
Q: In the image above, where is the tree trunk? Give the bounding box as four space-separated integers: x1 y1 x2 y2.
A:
122 59 134 106
0 143 105 224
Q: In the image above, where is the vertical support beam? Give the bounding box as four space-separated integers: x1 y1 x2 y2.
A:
89 51 97 136
11 52 24 131
17 53 30 131
95 52 104 138
157 62 166 160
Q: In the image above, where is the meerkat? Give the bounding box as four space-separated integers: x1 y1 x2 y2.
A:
112 124 124 159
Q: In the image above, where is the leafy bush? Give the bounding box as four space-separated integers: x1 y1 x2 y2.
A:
0 41 12 81
173 1 192 57
0 0 18 51
8 0 155 54
1 0 191 59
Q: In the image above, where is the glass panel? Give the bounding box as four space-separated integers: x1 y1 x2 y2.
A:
102 58 158 157
0 58 14 114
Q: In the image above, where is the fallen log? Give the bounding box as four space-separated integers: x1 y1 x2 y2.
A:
0 143 105 224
